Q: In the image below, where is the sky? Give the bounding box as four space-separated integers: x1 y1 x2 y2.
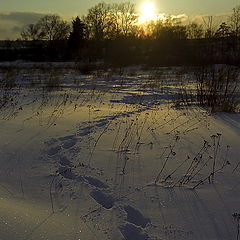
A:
0 0 239 39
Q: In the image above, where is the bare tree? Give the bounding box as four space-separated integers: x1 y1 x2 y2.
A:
38 15 70 40
186 22 204 39
84 2 137 40
230 6 240 36
152 18 187 40
111 2 137 37
135 21 156 38
21 23 45 40
21 15 70 41
84 2 111 40
202 16 217 38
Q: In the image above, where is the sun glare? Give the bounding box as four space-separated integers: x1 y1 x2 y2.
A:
139 1 157 23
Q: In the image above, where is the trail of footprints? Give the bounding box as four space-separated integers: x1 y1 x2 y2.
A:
53 162 154 239
43 128 205 240
43 123 159 239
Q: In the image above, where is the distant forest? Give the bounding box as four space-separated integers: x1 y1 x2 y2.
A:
1 2 240 66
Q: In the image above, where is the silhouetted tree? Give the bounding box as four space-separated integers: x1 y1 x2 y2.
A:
202 16 217 38
136 21 156 38
21 15 70 41
84 2 137 40
13 1 240 64
153 19 187 40
108 2 137 38
38 15 70 40
149 19 189 65
21 23 45 40
186 23 203 39
215 22 231 38
68 17 85 51
84 2 111 40
230 6 240 37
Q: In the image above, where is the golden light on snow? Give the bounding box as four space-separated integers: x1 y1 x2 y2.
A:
139 1 157 23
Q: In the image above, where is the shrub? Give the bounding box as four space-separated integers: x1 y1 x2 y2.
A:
194 65 240 112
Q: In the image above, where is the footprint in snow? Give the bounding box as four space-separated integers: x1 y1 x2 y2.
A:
58 156 72 167
45 138 58 146
124 205 150 228
90 189 114 209
78 126 94 136
58 135 75 141
58 166 78 180
47 146 62 156
119 223 151 240
62 138 77 149
84 176 109 189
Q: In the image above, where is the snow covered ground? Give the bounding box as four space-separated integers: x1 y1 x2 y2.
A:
0 63 240 240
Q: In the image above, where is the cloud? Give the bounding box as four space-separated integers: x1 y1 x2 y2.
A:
191 13 230 26
0 12 46 25
144 13 189 24
170 14 189 23
0 12 47 40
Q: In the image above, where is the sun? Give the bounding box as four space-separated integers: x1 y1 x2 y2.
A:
139 1 157 23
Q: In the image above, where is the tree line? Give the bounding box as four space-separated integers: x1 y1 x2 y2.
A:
3 2 240 65
20 3 240 41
